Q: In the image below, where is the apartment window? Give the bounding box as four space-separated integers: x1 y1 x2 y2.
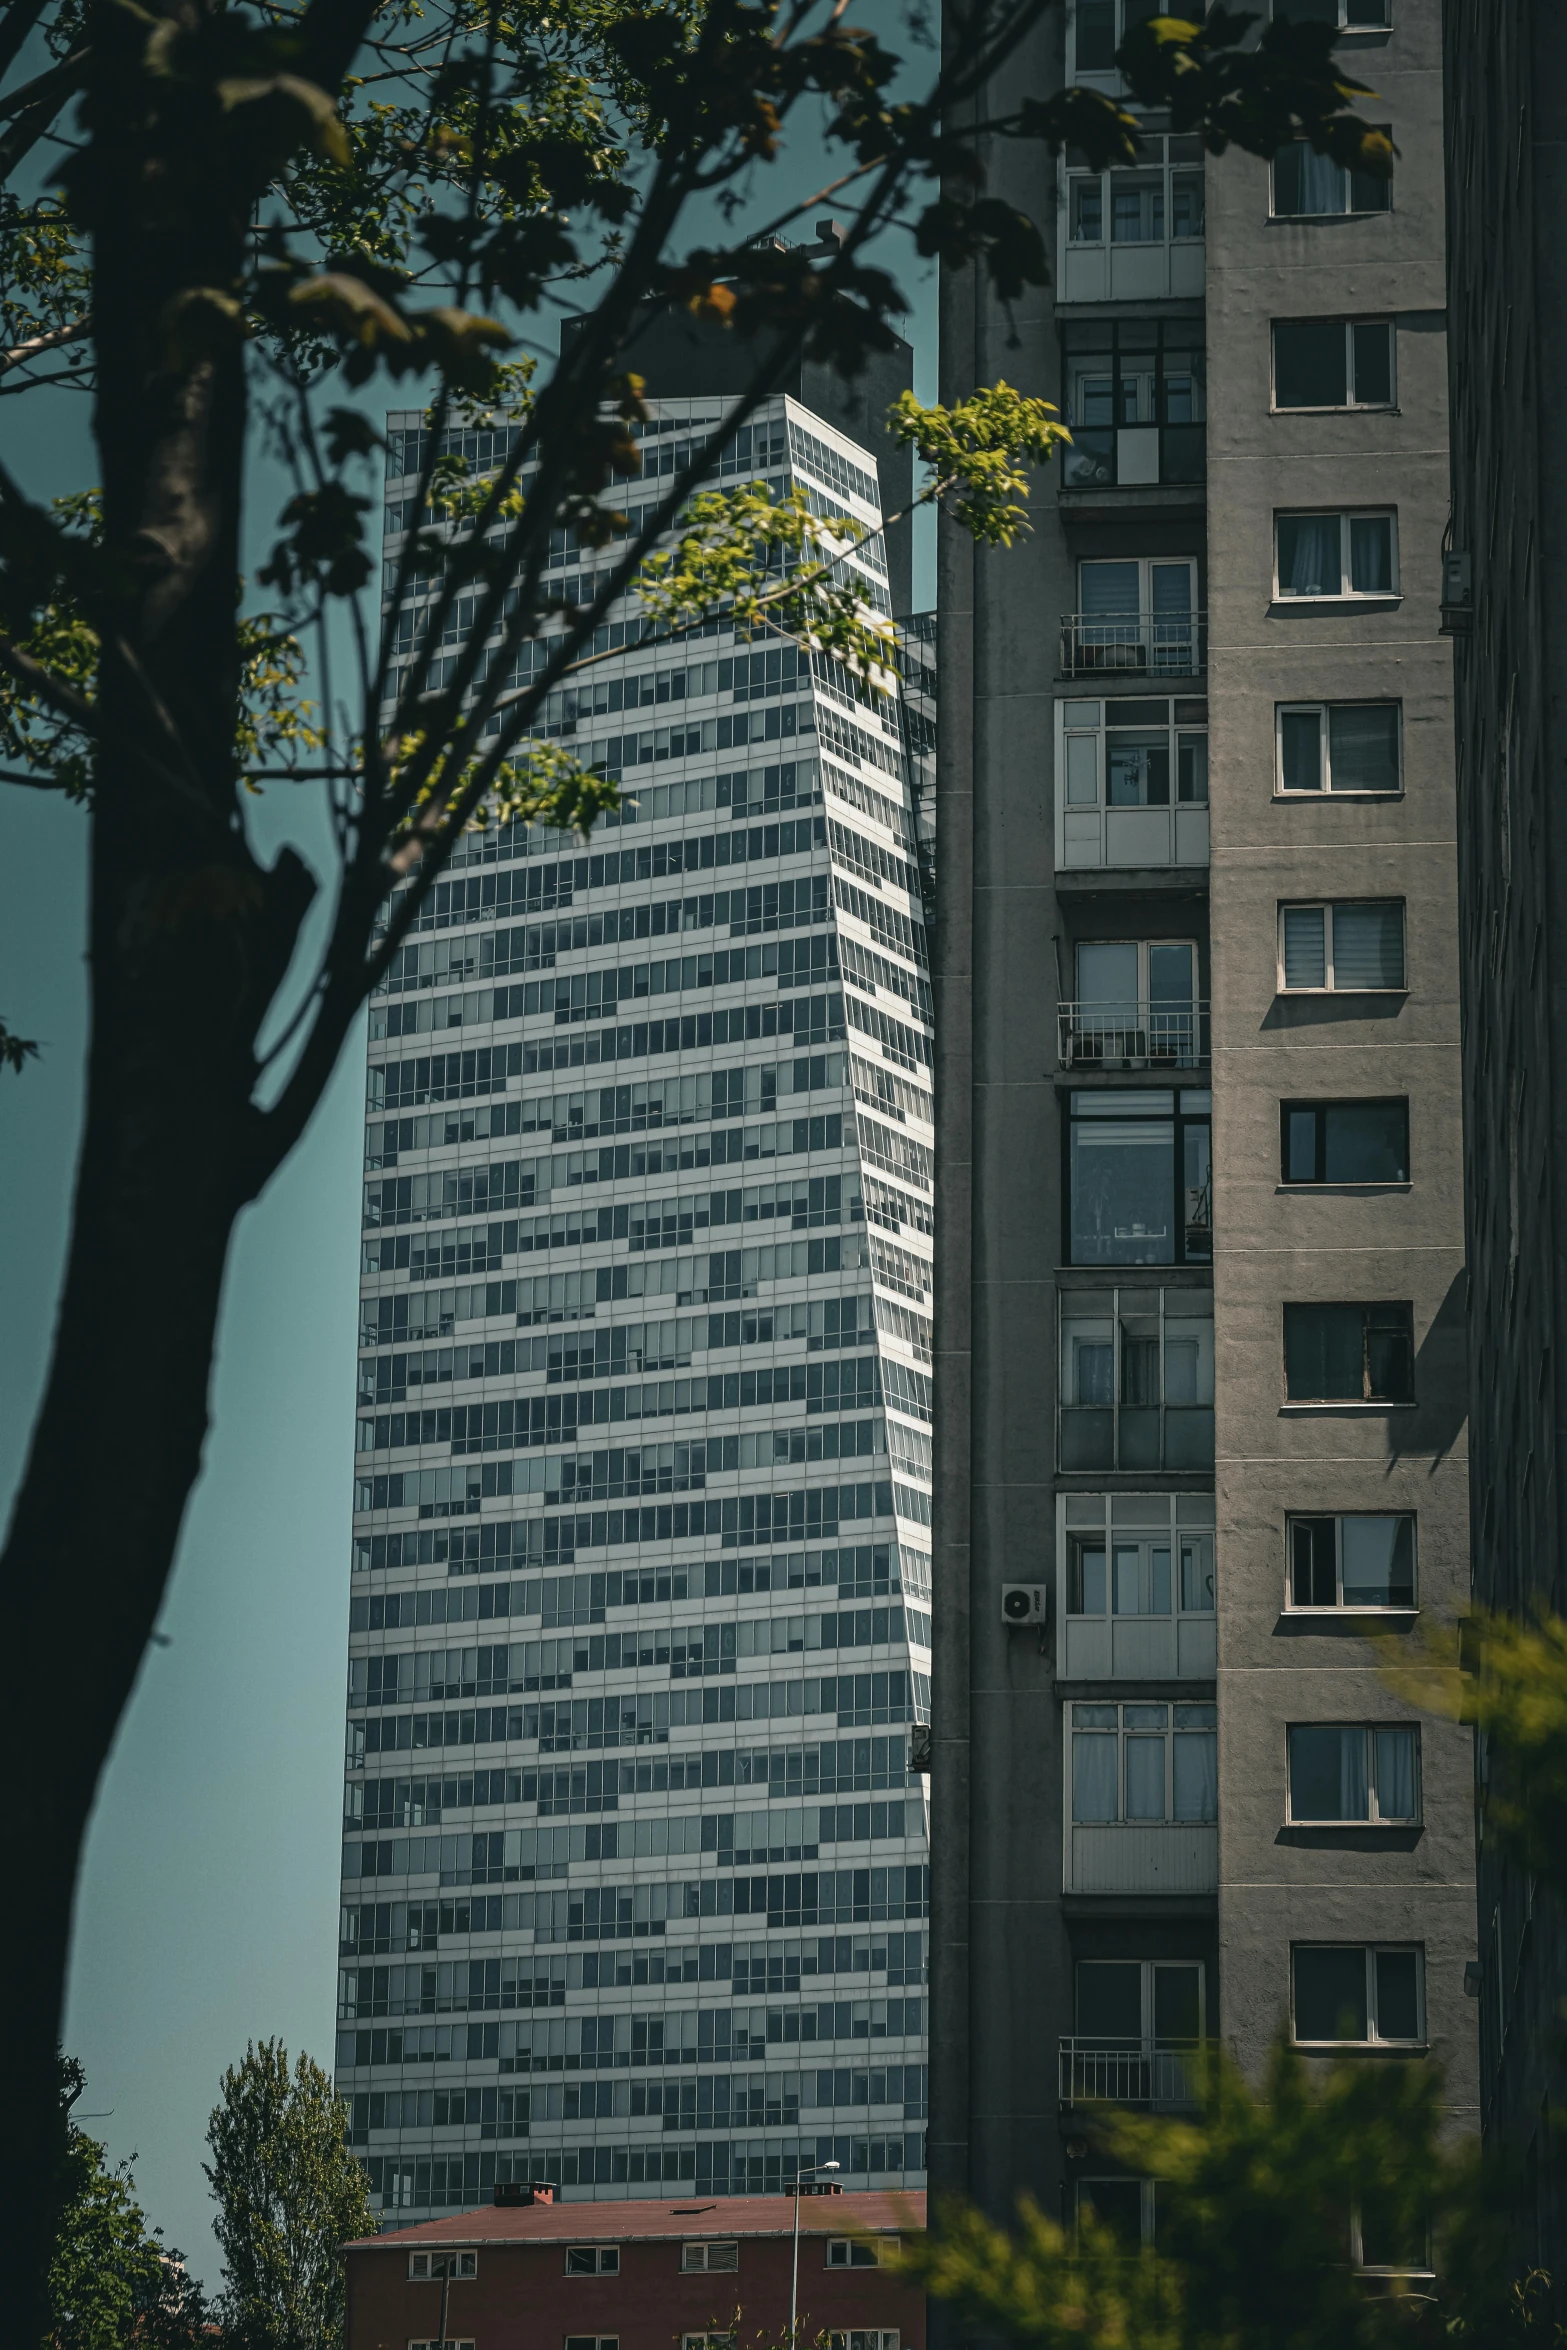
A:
565 2247 621 2275
1060 320 1206 489
826 2239 892 2267
409 2251 477 2280
1068 1091 1212 1266
1275 511 1397 598
1272 0 1391 23
1277 702 1401 793
1292 1945 1423 2044
1283 1302 1415 1402
1069 559 1202 675
568 2339 620 2350
411 2340 475 2349
826 2335 900 2350
1068 1524 1215 1617
1273 319 1394 409
1071 0 1161 71
680 2242 739 2272
1063 939 1204 1070
1059 1289 1215 1470
1077 1958 1204 2045
1068 139 1205 245
1287 1724 1420 1822
1279 902 1404 991
1076 2179 1157 2247
1272 138 1392 217
1353 2199 1432 2278
1280 1100 1408 1183
1070 1701 1218 1824
1289 1513 1416 1609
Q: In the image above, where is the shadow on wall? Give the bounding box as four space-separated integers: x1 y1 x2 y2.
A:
1260 993 1407 1032
1389 1265 1468 1471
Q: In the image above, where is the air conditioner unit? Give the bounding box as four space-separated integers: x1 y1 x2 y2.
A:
1002 1584 1048 1627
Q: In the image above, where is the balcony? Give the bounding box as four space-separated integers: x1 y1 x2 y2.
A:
1062 425 1206 493
1067 1822 1218 1896
1057 999 1209 1071
1061 609 1206 679
1058 2039 1201 2112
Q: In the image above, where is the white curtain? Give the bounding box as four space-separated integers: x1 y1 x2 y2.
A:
1073 1733 1119 1822
1375 1727 1418 1821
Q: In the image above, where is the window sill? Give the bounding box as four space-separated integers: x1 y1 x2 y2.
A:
1292 2040 1429 2057
1286 1818 1423 1832
1268 595 1403 614
1273 790 1404 802
1275 1181 1412 1195
1275 989 1409 1001
1270 404 1400 419
1279 1400 1417 1415
1281 1607 1419 1621
1267 212 1395 226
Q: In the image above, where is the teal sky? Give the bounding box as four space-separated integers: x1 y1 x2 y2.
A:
1 50 939 2287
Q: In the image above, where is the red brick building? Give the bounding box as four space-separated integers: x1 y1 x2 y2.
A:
342 2187 927 2350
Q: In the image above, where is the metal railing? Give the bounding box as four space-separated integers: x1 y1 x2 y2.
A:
1058 2039 1201 2111
1060 608 1206 677
1057 999 1209 1070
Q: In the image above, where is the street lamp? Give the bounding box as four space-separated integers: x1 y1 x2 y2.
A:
789 2159 841 2343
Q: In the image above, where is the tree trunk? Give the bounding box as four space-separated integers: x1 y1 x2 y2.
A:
1 7 318 2328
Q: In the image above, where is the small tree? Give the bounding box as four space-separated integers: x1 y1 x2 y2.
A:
205 2040 373 2350
46 2053 211 2350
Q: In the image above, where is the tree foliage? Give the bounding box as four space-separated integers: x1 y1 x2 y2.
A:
45 2054 211 2350
891 2039 1536 2350
205 2040 374 2350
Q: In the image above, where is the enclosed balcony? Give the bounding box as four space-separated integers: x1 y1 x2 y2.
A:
1066 1702 1218 1894
1057 1489 1217 1680
1055 694 1209 872
1060 321 1206 485
1059 1287 1214 1473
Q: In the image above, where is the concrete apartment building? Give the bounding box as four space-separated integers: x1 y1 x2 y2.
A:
932 0 1477 2246
1443 0 1567 2270
338 364 936 2218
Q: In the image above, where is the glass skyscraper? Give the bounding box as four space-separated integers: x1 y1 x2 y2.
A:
337 384 936 2217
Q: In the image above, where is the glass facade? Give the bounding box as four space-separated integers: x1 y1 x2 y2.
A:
341 395 934 2216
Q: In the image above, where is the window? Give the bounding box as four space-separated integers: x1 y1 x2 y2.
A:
1292 1945 1424 2044
565 2247 621 2276
1070 1701 1218 1824
680 2242 739 2272
1060 700 1209 808
1275 511 1397 598
826 2335 900 2350
568 2339 619 2350
411 2340 475 2349
1068 1525 1215 1616
1273 319 1394 408
1276 702 1401 793
826 2239 892 2267
1071 0 1161 72
1289 1514 1416 1609
1272 0 1390 24
1280 1101 1408 1184
1068 147 1205 246
1076 2179 1157 2247
1063 940 1204 1068
1287 1724 1421 1822
1076 1957 1205 2044
1272 138 1392 217
1068 1092 1212 1266
1353 2198 1432 2277
1279 902 1404 991
1059 1289 1215 1470
1069 560 1202 675
409 2251 477 2280
1283 1302 1414 1402
1060 320 1206 488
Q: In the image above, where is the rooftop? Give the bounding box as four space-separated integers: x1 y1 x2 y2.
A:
344 2191 926 2253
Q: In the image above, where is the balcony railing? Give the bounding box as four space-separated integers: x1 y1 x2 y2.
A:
1058 999 1209 1070
1060 609 1206 678
1058 2039 1202 2112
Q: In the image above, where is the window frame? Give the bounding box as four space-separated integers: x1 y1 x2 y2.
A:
1065 1088 1213 1268
1058 1285 1217 1473
1274 700 1403 796
1073 1954 1208 2046
1068 0 1163 78
825 2238 894 2268
1281 1300 1416 1405
1270 134 1394 219
1273 510 1399 602
1064 137 1206 251
1291 1943 1426 2048
566 2338 620 2350
1058 697 1211 809
1271 318 1396 411
1278 1099 1410 1186
1068 1698 1219 1826
1286 1721 1423 1824
409 2251 478 2281
680 2241 740 2274
1285 1511 1418 1612
565 2246 622 2277
1277 901 1406 994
